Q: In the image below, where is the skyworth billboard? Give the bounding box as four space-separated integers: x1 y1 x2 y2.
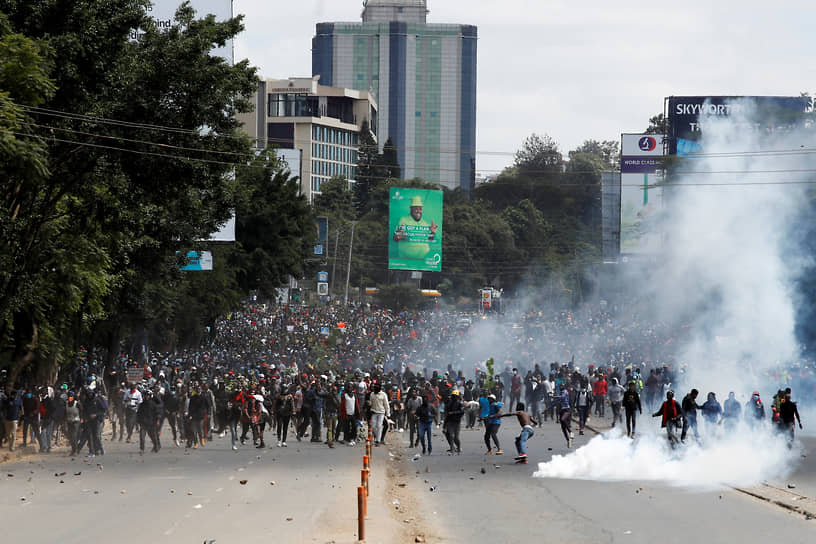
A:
666 96 809 155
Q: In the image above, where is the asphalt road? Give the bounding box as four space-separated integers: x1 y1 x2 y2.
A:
386 414 816 544
2 415 814 544
1 427 404 544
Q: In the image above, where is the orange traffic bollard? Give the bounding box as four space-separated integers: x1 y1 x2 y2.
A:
363 454 369 469
361 470 369 510
357 486 366 541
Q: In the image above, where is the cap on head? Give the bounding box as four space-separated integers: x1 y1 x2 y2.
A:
410 196 423 207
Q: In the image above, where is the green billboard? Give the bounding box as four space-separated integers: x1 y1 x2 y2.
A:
388 188 443 271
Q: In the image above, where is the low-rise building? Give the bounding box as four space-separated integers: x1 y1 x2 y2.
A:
237 76 378 201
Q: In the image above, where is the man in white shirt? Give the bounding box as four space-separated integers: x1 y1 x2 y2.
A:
123 385 143 442
369 383 390 446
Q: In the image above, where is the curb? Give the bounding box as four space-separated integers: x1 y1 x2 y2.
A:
732 484 816 521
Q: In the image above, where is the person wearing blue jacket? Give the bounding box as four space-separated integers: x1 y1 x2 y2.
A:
482 394 504 455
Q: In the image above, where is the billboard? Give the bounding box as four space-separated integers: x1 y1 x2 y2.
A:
620 134 666 254
666 96 809 155
388 188 443 272
180 250 213 271
139 1 234 63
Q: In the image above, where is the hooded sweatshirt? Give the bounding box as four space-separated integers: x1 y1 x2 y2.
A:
607 378 625 403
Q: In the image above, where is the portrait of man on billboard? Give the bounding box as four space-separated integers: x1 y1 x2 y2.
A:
393 195 437 258
388 188 443 271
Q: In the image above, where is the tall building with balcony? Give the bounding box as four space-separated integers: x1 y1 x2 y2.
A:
238 76 378 201
312 0 477 193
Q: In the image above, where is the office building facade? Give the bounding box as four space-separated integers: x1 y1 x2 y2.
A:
238 76 378 202
312 0 476 192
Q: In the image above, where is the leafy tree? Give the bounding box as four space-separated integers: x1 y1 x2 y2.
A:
569 139 619 170
313 175 354 220
353 119 379 217
513 133 563 177
645 113 667 134
0 1 260 375
379 136 401 180
232 151 315 297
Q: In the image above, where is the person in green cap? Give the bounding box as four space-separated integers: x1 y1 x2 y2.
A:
393 195 438 260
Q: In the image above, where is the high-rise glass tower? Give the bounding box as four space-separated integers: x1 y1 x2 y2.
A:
312 0 477 192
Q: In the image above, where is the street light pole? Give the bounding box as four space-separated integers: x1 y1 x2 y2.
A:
344 221 357 305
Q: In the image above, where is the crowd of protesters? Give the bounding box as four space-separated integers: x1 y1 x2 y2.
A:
1 301 813 457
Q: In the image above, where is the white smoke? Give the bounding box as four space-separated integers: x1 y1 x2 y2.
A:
534 424 797 489
535 99 812 487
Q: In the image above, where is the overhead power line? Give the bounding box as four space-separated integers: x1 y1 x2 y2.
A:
7 127 816 188
20 103 816 162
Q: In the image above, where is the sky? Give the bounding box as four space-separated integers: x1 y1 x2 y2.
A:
227 0 816 175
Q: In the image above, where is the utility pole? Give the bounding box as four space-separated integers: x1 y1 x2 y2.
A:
344 221 357 305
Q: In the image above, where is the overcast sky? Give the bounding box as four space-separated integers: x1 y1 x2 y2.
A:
230 0 814 174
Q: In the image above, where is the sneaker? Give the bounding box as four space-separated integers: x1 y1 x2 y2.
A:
232 445 238 451
174 439 180 447
282 442 287 447
277 441 282 447
193 443 198 449
579 430 584 435
485 449 493 455
495 450 504 455
86 453 95 458
349 440 355 447
422 449 426 455
568 437 573 448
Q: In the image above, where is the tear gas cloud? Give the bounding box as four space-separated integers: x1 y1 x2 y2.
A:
534 424 798 488
533 100 813 487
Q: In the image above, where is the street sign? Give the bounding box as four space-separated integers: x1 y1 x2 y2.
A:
320 326 330 336
317 282 329 296
318 271 329 283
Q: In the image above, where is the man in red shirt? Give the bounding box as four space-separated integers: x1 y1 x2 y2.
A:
592 374 608 417
652 390 683 448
